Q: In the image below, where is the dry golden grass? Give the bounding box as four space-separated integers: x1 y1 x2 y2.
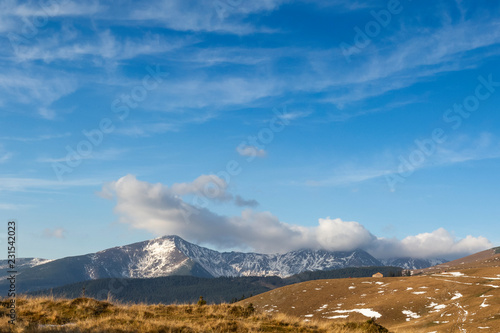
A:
0 296 390 332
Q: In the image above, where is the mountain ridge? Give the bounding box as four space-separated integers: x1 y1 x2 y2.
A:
1 235 446 292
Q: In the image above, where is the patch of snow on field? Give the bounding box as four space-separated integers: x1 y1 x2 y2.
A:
428 303 446 313
442 272 464 277
484 284 499 288
375 282 384 285
330 308 382 319
349 286 356 290
412 291 427 295
325 315 349 319
451 292 463 300
480 299 490 308
478 327 490 329
482 276 500 280
402 310 420 321
304 314 313 317
316 304 328 311
406 287 413 290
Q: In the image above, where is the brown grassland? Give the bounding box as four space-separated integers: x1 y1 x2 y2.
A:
0 296 389 333
240 248 500 333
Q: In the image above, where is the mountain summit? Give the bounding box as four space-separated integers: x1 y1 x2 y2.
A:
2 235 445 292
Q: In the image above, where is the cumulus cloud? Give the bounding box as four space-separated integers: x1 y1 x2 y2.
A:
371 228 493 260
101 175 492 259
236 145 267 158
171 174 233 202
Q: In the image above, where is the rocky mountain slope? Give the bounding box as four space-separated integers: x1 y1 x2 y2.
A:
1 235 446 292
381 257 446 270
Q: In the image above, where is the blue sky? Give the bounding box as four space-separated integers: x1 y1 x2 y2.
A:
1 0 499 260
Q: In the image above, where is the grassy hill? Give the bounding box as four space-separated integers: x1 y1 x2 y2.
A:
0 296 390 332
239 248 500 332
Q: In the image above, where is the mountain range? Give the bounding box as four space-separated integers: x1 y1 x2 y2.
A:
0 235 446 292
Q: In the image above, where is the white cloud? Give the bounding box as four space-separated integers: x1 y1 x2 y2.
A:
37 148 127 164
369 228 492 260
114 123 178 137
0 69 78 117
128 0 286 34
0 133 71 142
0 203 28 210
43 227 66 239
316 218 376 251
102 175 492 258
236 145 267 158
12 30 187 63
171 175 233 202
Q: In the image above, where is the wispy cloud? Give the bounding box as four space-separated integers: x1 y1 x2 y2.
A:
43 227 67 239
37 148 127 164
127 0 287 34
10 30 190 63
0 152 13 164
114 123 178 137
0 203 29 210
0 69 78 118
306 133 500 187
236 145 267 158
0 177 102 192
0 133 71 142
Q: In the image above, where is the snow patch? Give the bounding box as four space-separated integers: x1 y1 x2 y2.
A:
316 304 328 311
441 272 464 277
402 310 420 321
480 299 490 308
330 308 382 319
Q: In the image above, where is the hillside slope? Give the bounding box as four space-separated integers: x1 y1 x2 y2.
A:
240 248 500 332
